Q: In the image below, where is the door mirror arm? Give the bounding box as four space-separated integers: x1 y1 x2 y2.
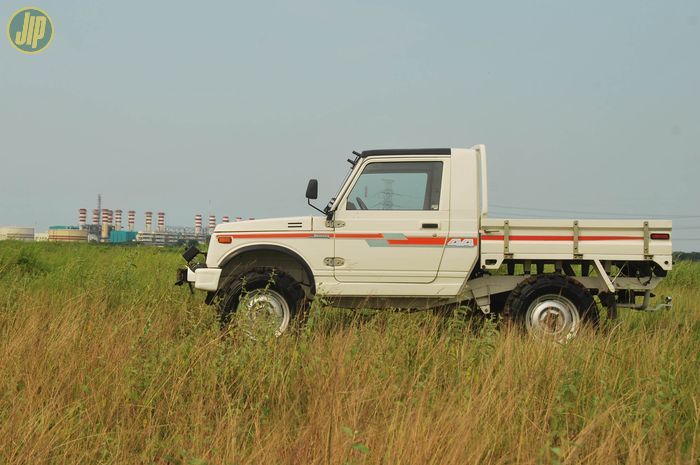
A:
307 198 326 215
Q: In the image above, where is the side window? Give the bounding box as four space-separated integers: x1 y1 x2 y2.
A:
346 161 443 211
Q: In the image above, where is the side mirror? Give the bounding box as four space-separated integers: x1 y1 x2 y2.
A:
305 179 318 200
305 179 326 215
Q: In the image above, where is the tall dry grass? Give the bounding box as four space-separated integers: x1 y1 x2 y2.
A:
0 242 698 464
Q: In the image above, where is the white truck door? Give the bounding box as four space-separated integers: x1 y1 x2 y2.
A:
332 158 449 283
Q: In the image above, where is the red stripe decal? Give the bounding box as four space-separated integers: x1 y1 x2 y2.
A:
579 236 644 241
386 237 447 245
216 233 479 247
480 235 643 241
218 233 316 239
217 232 386 240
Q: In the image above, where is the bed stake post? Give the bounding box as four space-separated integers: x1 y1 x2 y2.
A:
573 220 582 259
503 220 513 259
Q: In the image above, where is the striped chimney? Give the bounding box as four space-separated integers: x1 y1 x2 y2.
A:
115 210 122 230
101 209 110 241
194 214 202 235
92 209 100 225
208 215 216 232
157 212 165 233
145 211 153 233
222 215 229 223
79 208 87 228
127 211 135 231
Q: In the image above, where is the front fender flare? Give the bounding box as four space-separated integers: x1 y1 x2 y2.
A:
218 244 316 294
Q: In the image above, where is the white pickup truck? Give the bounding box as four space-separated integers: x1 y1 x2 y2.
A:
177 145 673 341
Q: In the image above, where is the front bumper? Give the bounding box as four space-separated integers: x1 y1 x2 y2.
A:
175 245 222 292
176 266 222 292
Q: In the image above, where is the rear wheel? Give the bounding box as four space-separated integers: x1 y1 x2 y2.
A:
504 274 598 342
219 267 305 337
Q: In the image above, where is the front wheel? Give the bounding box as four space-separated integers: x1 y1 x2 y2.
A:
218 267 305 337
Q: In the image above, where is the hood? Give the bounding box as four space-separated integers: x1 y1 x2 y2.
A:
213 216 317 233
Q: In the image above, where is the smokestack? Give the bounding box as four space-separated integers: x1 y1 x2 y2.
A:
208 215 216 232
145 212 153 233
115 209 122 231
157 212 165 233
128 211 135 231
101 209 110 240
79 208 87 228
194 214 202 235
222 216 229 223
92 209 100 225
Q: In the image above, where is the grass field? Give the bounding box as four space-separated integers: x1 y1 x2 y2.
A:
0 242 698 465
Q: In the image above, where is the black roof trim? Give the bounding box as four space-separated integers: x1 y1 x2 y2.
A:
359 148 451 157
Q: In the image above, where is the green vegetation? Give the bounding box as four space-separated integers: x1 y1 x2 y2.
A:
0 242 698 464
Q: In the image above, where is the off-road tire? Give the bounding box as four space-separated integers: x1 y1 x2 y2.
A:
218 267 305 332
504 274 598 341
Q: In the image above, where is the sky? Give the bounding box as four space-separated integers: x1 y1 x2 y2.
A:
1 0 699 250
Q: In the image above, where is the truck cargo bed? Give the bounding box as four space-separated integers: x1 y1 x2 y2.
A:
479 218 672 270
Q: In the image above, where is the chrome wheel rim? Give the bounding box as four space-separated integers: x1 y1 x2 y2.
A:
239 288 291 337
525 294 580 342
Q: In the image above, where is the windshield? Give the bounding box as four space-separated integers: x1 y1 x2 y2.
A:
325 161 358 212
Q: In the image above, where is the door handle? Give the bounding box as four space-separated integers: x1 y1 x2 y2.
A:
421 223 439 229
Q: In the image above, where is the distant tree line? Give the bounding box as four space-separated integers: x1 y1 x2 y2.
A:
673 251 700 262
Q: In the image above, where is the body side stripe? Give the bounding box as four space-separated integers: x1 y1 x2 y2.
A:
480 235 643 241
215 232 478 248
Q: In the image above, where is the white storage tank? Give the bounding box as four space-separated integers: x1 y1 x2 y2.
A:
0 226 35 241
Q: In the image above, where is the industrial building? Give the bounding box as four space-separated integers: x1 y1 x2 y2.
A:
80 205 225 246
1 194 252 246
48 226 88 243
0 226 34 241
